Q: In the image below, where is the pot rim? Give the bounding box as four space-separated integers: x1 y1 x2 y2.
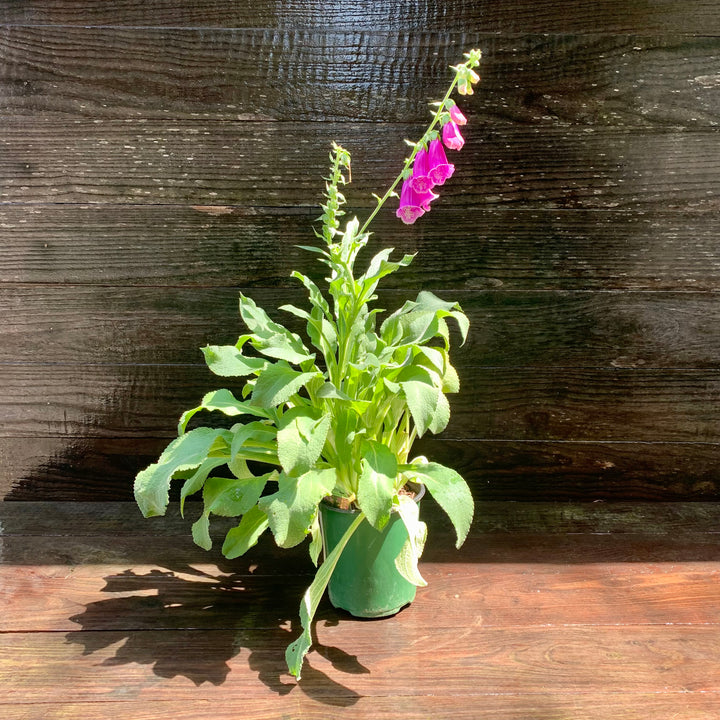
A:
320 481 426 515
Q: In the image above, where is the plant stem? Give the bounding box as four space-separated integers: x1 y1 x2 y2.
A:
357 74 460 236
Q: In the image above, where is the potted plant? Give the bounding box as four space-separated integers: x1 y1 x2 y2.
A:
134 49 482 679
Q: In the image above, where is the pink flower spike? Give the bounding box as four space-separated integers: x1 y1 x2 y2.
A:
449 104 467 125
396 177 426 225
427 138 455 186
410 146 434 193
442 120 465 151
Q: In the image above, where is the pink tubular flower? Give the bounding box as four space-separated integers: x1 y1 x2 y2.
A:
427 138 455 185
442 120 465 151
410 146 434 193
449 104 467 125
396 177 439 225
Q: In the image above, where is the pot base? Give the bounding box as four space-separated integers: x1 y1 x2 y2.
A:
320 488 424 619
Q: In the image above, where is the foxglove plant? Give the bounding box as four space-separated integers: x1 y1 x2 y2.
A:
134 49 481 679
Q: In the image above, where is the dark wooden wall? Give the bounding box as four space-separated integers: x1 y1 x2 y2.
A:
2 1 720 502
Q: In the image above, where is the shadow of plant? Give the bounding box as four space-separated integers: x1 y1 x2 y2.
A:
65 564 368 704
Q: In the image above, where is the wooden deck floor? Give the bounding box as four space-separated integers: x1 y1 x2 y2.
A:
2 501 720 719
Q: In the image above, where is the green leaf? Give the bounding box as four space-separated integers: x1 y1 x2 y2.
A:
204 472 272 518
380 290 469 349
394 494 428 587
357 440 397 530
222 505 270 559
259 468 336 548
201 344 266 377
407 461 474 549
191 513 212 550
229 421 279 465
178 388 269 434
251 362 319 409
134 428 231 517
291 271 332 318
359 249 415 302
239 293 315 364
399 369 445 438
179 457 228 513
308 514 323 567
277 409 332 476
286 512 365 679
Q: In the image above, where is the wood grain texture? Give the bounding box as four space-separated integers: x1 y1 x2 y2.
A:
6 437 720 502
3 625 720 696
4 364 720 442
4 500 720 537
2 697 719 720
1 28 719 126
5 285 720 368
3 500 720 716
2 121 720 210
1 0 720 507
3 205 720 291
1 0 720 35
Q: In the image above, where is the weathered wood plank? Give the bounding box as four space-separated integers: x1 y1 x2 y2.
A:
4 555 720 632
3 626 720 700
2 122 720 210
3 205 720 292
7 436 720 502
1 29 719 125
4 501 720 538
4 285 720 368
3 695 719 720
1 0 719 35
3 364 720 442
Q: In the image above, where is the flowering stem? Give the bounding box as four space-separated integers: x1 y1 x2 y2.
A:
357 74 460 236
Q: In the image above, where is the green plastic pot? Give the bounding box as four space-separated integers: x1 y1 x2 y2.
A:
319 484 425 618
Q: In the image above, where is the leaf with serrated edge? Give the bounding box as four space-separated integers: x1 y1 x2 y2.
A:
407 461 473 548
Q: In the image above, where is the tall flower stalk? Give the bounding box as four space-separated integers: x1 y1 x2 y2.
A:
360 48 481 232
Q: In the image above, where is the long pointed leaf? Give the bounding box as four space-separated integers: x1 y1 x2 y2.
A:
285 512 365 679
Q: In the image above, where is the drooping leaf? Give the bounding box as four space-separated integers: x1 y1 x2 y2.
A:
178 388 269 434
285 512 365 679
251 362 319 409
222 505 270 559
394 494 428 587
357 440 397 530
407 461 474 548
277 409 332 476
259 468 336 548
191 512 212 550
134 427 231 517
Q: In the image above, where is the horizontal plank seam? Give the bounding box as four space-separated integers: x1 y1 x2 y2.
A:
3 436 720 446
2 23 720 37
